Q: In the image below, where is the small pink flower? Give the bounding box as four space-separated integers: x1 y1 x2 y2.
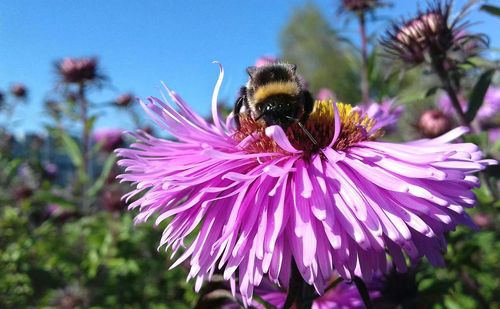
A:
255 56 279 68
227 277 380 308
57 57 100 84
316 88 336 101
10 83 27 98
417 109 453 138
115 93 134 107
357 98 404 133
93 128 123 152
438 87 500 124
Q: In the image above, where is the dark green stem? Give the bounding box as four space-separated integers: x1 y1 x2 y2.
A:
353 277 373 309
78 82 90 210
358 12 370 104
283 261 316 309
431 57 471 129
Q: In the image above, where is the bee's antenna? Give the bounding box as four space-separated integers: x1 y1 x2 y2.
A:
286 116 317 146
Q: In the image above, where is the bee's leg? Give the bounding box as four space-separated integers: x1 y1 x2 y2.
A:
233 87 248 129
301 90 315 124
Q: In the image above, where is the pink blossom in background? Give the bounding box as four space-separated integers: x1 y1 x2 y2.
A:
115 93 134 107
437 87 500 123
254 55 279 67
489 128 500 144
316 88 336 101
57 57 99 84
357 98 404 133
417 109 452 138
117 65 496 305
226 277 380 309
481 87 500 121
10 83 27 98
93 128 124 152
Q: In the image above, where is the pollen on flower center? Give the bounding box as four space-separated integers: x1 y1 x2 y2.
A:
233 100 383 156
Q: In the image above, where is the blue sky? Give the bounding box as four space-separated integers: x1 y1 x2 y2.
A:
1 0 498 136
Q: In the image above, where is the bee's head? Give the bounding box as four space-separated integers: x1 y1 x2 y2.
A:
246 63 301 104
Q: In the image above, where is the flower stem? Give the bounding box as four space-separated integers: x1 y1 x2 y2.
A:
358 12 370 104
443 81 469 128
353 277 373 309
431 58 471 129
430 58 498 199
78 82 90 209
283 261 316 309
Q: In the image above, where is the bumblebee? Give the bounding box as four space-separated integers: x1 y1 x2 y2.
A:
233 63 315 130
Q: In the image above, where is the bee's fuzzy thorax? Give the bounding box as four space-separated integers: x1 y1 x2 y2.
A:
252 81 300 103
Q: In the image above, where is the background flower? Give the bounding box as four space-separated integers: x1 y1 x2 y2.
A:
93 128 124 152
417 109 452 138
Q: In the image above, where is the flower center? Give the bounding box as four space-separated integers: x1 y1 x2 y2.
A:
233 101 383 157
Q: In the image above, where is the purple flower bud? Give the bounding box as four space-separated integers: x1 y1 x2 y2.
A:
42 162 58 180
341 0 385 13
381 1 487 67
254 56 279 68
489 128 500 144
115 93 134 107
92 128 124 152
10 83 27 98
12 186 33 200
417 109 452 138
316 88 336 101
57 57 99 84
101 189 125 212
472 213 492 229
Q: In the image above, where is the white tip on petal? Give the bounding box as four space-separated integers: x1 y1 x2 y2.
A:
328 102 341 148
211 61 225 132
265 125 302 153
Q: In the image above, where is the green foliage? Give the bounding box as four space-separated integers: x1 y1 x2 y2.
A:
0 200 196 308
466 69 496 122
480 4 500 17
280 4 361 103
414 220 500 309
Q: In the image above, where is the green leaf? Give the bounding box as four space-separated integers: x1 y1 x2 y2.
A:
5 158 22 180
481 4 500 17
32 191 77 209
353 277 373 309
425 86 440 98
466 69 495 122
57 130 83 168
253 293 275 309
86 154 117 197
87 114 98 131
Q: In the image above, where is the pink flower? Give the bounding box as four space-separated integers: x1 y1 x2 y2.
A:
115 93 134 107
357 98 404 133
255 56 279 68
93 128 124 152
316 88 336 101
489 128 500 144
117 64 496 305
10 83 27 98
226 277 380 308
437 87 500 123
56 57 100 84
417 109 452 138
